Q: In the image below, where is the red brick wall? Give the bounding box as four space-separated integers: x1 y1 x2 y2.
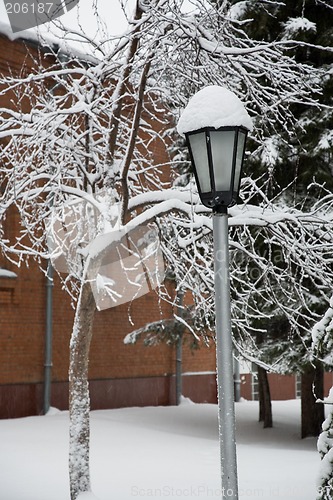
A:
324 372 333 397
0 254 217 418
0 34 40 77
268 373 296 400
240 372 298 401
240 371 333 402
0 32 217 417
240 373 252 401
49 271 216 384
0 259 45 385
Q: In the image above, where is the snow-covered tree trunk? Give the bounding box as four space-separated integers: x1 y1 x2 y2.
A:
301 363 324 439
69 280 96 500
258 366 272 429
317 403 333 500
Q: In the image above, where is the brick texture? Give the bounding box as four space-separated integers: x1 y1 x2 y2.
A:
0 32 217 417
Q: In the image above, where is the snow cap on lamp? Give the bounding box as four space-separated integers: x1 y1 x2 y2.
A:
177 85 253 135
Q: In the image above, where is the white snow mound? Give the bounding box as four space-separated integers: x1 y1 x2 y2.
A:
77 492 100 500
177 85 253 135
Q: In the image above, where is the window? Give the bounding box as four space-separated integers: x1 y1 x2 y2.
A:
0 268 19 304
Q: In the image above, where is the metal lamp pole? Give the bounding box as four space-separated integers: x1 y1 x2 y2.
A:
213 206 238 500
177 85 253 500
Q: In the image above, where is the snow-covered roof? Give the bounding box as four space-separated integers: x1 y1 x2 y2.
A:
0 19 56 46
0 20 19 40
0 19 99 64
177 85 253 135
0 0 132 62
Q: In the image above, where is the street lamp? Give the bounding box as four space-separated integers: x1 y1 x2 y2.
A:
184 126 248 211
178 86 253 500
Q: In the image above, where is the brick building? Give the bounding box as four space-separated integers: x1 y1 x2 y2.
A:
1 28 331 420
0 29 219 419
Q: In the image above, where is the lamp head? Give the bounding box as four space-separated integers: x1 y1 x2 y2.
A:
185 126 248 210
178 86 253 211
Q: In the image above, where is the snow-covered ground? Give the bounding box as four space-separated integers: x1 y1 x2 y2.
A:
0 399 319 499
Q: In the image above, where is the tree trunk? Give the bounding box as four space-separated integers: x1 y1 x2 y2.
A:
301 363 325 438
69 281 96 500
258 365 273 428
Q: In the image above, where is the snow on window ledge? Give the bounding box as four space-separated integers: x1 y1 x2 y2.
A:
0 269 17 279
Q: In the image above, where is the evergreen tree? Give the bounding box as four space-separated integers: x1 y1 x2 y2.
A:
228 0 333 436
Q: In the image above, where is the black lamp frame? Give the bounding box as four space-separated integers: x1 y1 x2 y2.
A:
185 125 248 212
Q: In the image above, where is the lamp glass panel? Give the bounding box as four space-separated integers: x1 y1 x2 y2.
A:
210 130 235 192
233 130 246 193
188 132 211 193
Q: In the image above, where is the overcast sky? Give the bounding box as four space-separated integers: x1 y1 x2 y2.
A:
0 0 136 39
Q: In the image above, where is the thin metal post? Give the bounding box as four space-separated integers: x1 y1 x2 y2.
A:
176 290 184 406
43 261 54 415
213 209 238 500
234 355 241 403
